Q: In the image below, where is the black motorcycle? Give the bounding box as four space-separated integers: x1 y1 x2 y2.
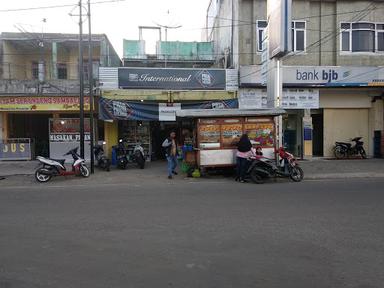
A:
93 144 111 171
246 149 304 184
333 137 367 159
114 139 128 169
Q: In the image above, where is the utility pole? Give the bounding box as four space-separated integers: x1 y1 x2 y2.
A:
88 0 95 173
78 0 85 158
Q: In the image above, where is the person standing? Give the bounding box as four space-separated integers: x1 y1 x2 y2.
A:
236 134 252 183
162 131 178 179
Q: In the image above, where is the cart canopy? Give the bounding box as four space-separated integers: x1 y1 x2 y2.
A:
176 108 286 118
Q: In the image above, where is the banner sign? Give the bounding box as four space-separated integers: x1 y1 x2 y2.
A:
239 88 319 109
240 66 384 87
0 139 32 160
49 118 90 143
159 103 181 121
99 98 238 121
118 68 227 90
0 96 90 111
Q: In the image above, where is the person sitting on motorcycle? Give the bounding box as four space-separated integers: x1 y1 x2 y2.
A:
236 134 252 183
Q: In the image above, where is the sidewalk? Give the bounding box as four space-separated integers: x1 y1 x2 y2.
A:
0 158 383 180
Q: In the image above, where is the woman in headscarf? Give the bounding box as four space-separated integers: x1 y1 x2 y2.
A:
236 134 252 183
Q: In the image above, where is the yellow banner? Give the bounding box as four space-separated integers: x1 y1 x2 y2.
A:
0 96 90 111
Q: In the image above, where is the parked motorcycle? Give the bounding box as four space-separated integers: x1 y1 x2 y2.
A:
115 139 128 169
247 147 304 184
35 147 90 183
114 139 145 169
333 137 367 159
93 143 111 171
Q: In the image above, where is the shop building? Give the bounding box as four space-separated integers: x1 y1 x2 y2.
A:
0 32 120 160
206 0 384 157
99 39 239 159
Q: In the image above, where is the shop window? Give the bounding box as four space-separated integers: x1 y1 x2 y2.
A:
221 119 243 148
32 61 38 79
244 119 275 147
198 122 221 149
292 21 306 52
57 63 67 79
340 22 384 53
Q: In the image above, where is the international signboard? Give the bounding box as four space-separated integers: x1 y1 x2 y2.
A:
118 68 226 90
240 66 384 87
0 96 91 111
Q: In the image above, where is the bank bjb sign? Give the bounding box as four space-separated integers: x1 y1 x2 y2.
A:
118 68 226 90
0 140 32 160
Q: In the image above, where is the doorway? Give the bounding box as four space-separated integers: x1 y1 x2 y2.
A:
312 110 324 156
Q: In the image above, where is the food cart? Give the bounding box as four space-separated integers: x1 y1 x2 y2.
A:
176 108 286 170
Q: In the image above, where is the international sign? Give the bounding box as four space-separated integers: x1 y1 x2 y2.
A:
118 68 226 90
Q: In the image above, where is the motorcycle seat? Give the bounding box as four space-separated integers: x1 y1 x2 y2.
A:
336 142 351 147
50 159 66 165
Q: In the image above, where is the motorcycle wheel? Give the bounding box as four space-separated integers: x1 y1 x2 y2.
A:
359 148 367 159
334 146 346 159
35 168 52 183
136 155 145 169
250 169 264 184
79 164 90 177
290 166 304 182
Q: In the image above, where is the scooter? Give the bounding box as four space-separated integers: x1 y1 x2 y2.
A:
115 139 128 169
247 147 304 184
333 137 367 159
93 143 111 171
114 139 145 169
129 143 146 169
35 147 90 183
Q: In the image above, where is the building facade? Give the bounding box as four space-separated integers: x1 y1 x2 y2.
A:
99 39 238 159
0 32 120 159
207 0 384 158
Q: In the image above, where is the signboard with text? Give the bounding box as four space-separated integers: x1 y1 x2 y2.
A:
240 66 384 87
239 88 319 109
118 68 227 90
0 139 32 160
0 96 90 111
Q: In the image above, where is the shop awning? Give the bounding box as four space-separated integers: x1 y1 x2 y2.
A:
176 108 286 118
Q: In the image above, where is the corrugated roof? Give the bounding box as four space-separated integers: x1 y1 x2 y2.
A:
0 32 107 43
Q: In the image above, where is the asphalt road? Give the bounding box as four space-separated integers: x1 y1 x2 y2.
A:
0 176 383 288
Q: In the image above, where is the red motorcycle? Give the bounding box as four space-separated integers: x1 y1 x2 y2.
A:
35 147 90 183
247 147 304 184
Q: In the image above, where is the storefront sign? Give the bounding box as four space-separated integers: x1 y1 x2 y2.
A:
281 89 319 109
118 68 227 90
239 88 319 109
0 139 32 160
99 98 238 121
0 96 90 111
49 118 91 160
240 66 384 87
159 103 181 121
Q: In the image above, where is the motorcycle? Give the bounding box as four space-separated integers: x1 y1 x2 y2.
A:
247 147 304 184
333 137 367 159
114 139 145 169
115 139 128 169
35 147 90 183
93 143 111 171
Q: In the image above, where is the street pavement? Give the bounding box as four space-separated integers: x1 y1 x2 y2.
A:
0 157 384 181
0 174 383 288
